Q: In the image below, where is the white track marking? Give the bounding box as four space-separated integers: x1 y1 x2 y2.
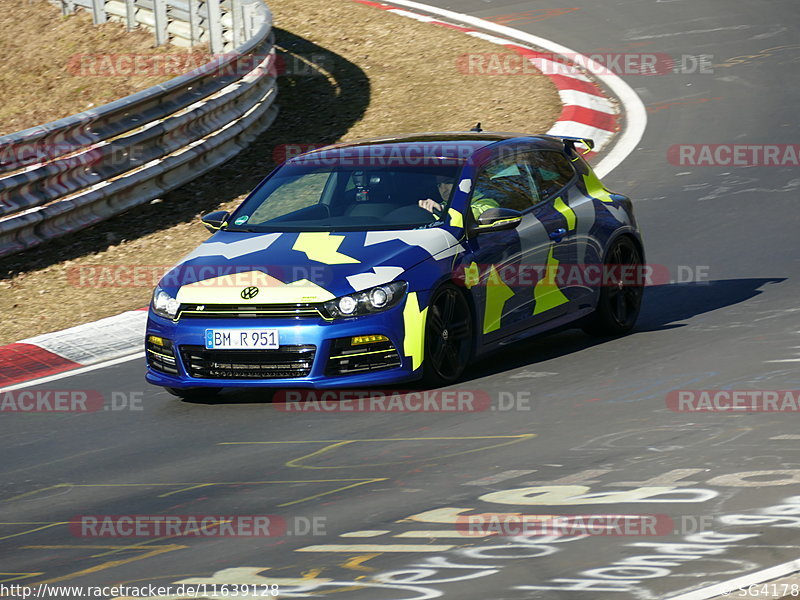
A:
559 89 619 114
296 544 455 552
394 530 493 538
463 470 537 486
664 558 800 600
340 530 391 537
381 0 648 178
0 352 145 393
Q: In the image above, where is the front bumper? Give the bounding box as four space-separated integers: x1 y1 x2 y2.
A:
144 304 419 389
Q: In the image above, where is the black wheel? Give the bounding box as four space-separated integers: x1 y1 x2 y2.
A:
423 285 474 385
582 236 644 336
165 387 222 400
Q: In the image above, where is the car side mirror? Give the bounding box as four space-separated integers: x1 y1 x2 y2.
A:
472 207 522 234
201 211 230 233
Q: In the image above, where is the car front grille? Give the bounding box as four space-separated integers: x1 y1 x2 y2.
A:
176 304 326 321
180 345 316 379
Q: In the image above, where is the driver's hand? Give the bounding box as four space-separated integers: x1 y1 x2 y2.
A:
418 198 443 213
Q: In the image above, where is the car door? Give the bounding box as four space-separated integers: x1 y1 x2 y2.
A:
464 153 562 343
525 149 597 313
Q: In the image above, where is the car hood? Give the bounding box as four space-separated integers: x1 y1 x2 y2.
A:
159 229 463 304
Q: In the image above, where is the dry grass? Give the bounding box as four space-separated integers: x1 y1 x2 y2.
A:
0 0 562 345
0 0 197 135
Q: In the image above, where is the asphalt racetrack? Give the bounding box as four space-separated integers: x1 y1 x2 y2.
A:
2 0 800 598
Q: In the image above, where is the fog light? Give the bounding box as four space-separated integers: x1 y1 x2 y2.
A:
352 334 389 345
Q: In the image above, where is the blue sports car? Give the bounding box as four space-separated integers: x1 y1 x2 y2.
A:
145 131 644 398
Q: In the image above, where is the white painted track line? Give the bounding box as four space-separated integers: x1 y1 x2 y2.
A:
0 352 145 393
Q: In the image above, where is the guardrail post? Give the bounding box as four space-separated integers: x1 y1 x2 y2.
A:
231 0 242 47
240 2 252 40
206 0 224 53
124 0 136 31
91 0 107 23
188 0 199 45
153 0 169 46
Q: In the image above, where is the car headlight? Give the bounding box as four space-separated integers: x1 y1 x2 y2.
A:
151 286 180 320
322 281 407 319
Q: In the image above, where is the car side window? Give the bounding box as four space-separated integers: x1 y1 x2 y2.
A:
524 151 576 200
471 156 539 217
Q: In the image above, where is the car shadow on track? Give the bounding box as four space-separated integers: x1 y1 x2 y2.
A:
456 277 786 383
637 277 786 330
172 278 785 403
0 29 371 277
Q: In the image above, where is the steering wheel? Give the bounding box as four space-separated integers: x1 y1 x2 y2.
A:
387 204 440 222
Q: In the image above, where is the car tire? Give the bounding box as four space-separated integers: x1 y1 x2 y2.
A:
422 284 474 386
165 387 222 400
582 236 644 336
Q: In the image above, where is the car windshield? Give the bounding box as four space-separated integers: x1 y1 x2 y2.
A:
226 161 464 232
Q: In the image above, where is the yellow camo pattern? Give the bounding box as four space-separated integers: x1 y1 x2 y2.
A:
582 171 614 204
447 208 464 229
553 196 576 230
463 262 480 289
402 292 428 371
483 265 514 334
533 246 569 315
292 232 360 264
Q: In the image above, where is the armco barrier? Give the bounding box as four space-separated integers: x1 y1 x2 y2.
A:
58 0 262 51
0 0 277 258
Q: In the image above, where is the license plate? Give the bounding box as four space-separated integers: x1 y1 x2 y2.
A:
204 329 279 349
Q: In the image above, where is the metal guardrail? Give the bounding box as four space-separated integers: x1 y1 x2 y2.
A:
60 0 261 51
0 0 277 258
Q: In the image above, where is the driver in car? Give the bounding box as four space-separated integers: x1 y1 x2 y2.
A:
417 175 453 216
418 175 498 219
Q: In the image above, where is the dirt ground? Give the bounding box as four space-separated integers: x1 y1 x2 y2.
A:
0 0 562 345
0 0 196 135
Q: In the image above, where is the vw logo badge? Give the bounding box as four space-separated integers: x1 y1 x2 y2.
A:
241 286 259 300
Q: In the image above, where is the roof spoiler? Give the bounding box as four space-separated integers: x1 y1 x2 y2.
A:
561 136 594 155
